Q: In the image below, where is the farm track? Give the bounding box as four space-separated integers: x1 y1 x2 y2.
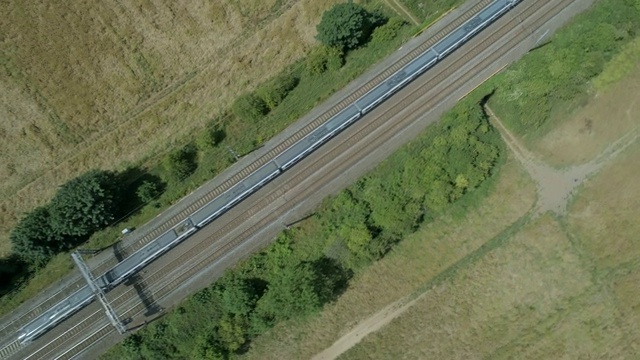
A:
0 0 495 341
3 0 578 358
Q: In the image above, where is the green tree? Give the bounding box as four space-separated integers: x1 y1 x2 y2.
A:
254 261 322 322
164 145 198 180
316 2 377 50
10 206 61 267
217 275 258 317
49 170 122 238
232 93 269 122
136 180 163 204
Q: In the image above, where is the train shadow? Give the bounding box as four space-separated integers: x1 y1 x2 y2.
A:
113 242 163 320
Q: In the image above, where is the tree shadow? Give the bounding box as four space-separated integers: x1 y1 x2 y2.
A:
312 256 353 304
0 255 30 297
113 167 166 222
211 125 226 145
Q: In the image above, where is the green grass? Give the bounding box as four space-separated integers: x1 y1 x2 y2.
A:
593 36 640 91
400 0 462 23
486 0 640 141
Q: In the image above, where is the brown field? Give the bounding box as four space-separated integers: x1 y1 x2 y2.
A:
239 37 640 359
0 0 343 255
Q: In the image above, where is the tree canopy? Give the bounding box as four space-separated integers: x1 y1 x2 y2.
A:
316 2 377 51
49 169 122 238
164 145 198 180
10 206 61 268
231 93 269 123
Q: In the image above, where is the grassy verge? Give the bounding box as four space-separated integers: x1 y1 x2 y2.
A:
400 0 463 23
485 0 640 142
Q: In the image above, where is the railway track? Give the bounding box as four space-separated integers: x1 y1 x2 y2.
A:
6 0 579 358
0 0 498 341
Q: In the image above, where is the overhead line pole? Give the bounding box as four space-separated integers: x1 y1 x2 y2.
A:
71 251 127 334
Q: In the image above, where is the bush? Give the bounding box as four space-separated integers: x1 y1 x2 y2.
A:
164 145 198 180
49 170 122 238
196 124 225 151
257 73 299 110
136 180 164 204
232 93 269 122
306 46 345 76
488 0 640 134
316 2 378 51
371 17 407 43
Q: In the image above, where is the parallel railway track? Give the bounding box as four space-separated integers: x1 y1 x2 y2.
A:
0 0 497 341
6 0 580 358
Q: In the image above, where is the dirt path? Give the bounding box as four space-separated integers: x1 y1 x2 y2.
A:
485 106 639 216
311 295 421 360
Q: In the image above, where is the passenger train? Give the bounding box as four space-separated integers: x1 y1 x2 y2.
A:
17 0 522 344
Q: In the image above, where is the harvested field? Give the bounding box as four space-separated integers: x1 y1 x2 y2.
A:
0 0 342 254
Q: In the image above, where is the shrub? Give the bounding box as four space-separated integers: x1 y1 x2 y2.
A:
306 46 345 76
196 124 225 151
136 180 163 204
257 73 299 110
371 17 407 43
164 145 198 180
232 93 269 122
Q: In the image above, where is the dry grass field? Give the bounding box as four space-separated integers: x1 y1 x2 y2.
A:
0 0 343 255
